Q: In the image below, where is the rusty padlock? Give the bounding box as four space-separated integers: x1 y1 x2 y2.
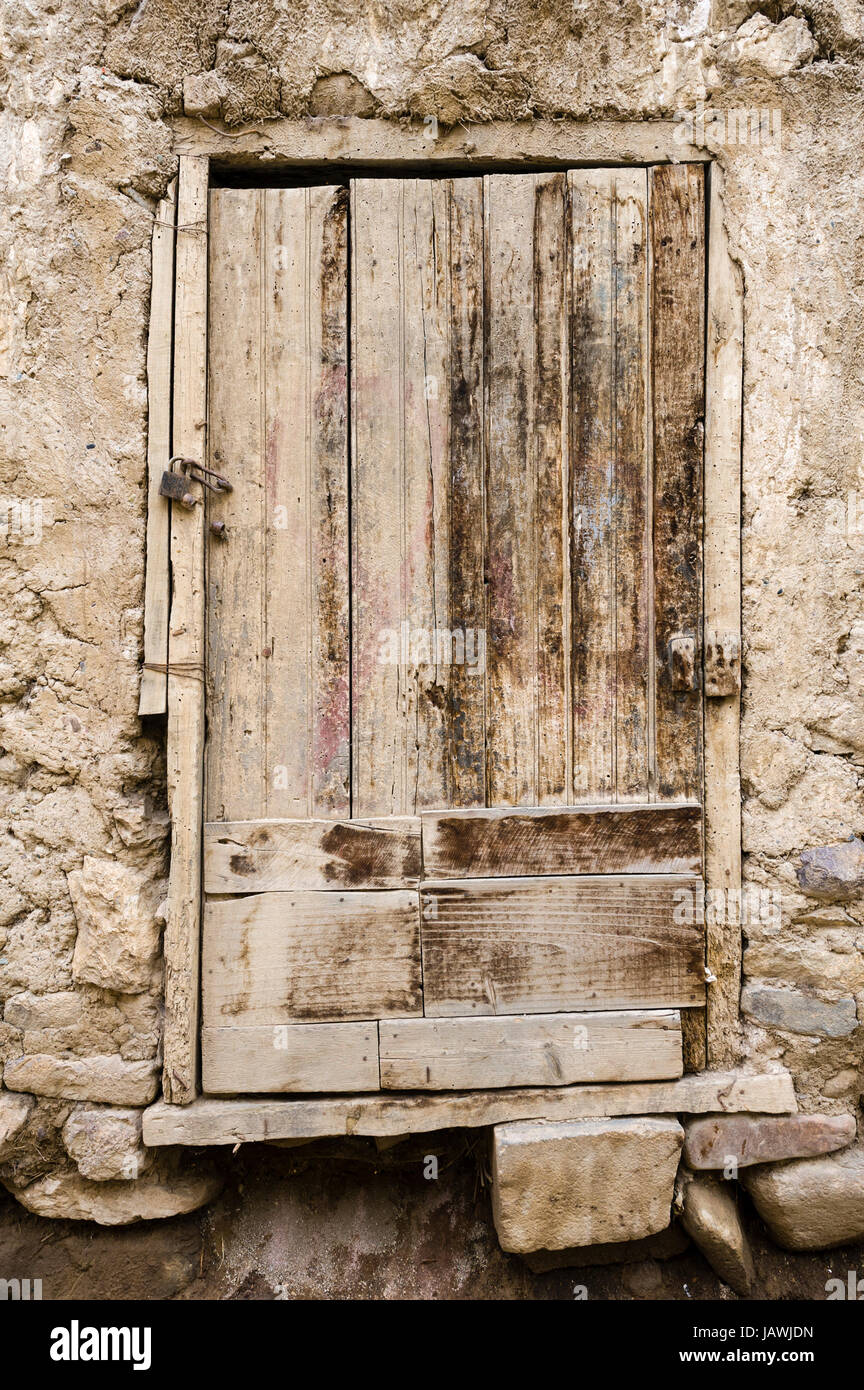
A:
158 457 197 509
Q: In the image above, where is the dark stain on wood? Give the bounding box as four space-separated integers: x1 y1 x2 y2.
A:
651 164 705 802
423 802 702 878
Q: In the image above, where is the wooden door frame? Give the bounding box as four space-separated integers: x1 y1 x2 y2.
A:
153 121 743 1107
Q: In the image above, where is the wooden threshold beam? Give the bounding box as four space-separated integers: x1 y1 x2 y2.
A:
142 1069 796 1146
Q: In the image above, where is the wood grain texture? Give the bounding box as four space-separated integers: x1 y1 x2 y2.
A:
484 174 569 806
421 801 701 878
568 170 652 804
704 169 743 1067
351 178 487 817
163 155 209 1105
143 1069 797 1146
206 188 265 820
421 873 705 1016
612 170 651 800
379 1010 682 1089
650 164 705 803
203 889 422 1025
139 178 177 717
205 185 349 823
447 178 487 807
570 169 614 803
204 816 421 892
202 1022 379 1094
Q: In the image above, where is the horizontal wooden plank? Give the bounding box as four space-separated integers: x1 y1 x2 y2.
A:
421 874 704 1016
379 1010 682 1090
202 1023 379 1094
170 117 711 168
421 802 702 879
142 1068 797 1145
204 816 421 893
203 890 422 1026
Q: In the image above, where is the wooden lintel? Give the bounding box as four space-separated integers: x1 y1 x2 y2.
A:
171 116 709 169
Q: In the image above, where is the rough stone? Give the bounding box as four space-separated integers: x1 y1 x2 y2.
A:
3 1162 223 1226
182 70 229 118
4 990 83 1031
523 1223 689 1272
62 1104 152 1181
742 1144 864 1251
724 14 817 78
491 1117 683 1254
68 856 161 994
0 1092 35 1156
684 1113 856 1170
3 1055 158 1106
796 838 864 901
823 1068 860 1099
307 73 378 118
679 1172 755 1296
741 985 858 1038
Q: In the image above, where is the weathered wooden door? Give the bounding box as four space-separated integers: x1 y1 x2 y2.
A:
200 168 707 1096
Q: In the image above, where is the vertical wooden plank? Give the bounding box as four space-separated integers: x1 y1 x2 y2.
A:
352 178 486 816
163 154 209 1105
205 187 350 822
569 170 615 802
351 179 407 817
704 169 743 1066
533 173 569 803
264 186 350 817
402 178 451 812
612 170 651 801
205 189 265 822
651 164 706 803
139 178 176 717
485 174 535 806
485 174 568 806
447 178 486 808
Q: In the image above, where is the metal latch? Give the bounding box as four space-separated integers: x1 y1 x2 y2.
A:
667 635 697 692
158 456 233 508
704 630 741 697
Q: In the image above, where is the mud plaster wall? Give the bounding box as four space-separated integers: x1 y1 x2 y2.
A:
1 0 864 1218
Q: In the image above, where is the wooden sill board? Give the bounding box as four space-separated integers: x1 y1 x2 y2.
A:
142 1069 796 1146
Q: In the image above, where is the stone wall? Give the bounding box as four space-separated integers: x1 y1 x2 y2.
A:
1 0 864 1283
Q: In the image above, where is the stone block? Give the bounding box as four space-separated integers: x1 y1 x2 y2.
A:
741 984 857 1038
69 856 161 994
4 990 83 1031
491 1116 683 1254
62 1104 152 1181
742 1144 864 1250
0 1092 35 1156
3 1054 158 1106
679 1172 754 1295
3 1162 223 1226
797 838 864 901
684 1112 855 1170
